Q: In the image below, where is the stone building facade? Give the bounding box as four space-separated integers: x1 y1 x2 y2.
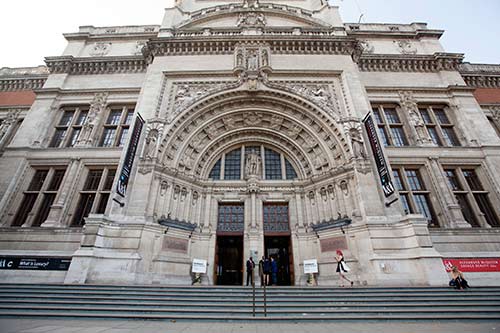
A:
0 0 499 286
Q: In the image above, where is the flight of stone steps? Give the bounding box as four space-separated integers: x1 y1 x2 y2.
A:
0 284 499 321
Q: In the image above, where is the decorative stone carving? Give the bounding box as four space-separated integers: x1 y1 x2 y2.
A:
271 82 341 120
234 45 271 72
311 149 329 170
160 181 169 196
247 50 259 71
245 152 262 178
236 12 266 27
348 127 366 159
242 0 260 9
180 153 195 170
268 115 284 130
243 112 262 126
133 41 147 56
285 124 302 139
399 91 431 145
0 109 21 144
76 93 108 147
360 40 374 54
394 40 417 55
89 42 112 56
143 129 159 160
339 180 349 196
223 116 238 130
169 82 236 123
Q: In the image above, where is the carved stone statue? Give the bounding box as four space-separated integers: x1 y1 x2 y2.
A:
261 49 269 67
349 127 366 159
245 152 261 178
0 110 19 144
143 129 159 160
236 49 244 67
399 91 430 145
247 51 258 70
77 93 108 146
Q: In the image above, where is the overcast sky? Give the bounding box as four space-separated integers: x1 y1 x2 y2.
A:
0 0 498 68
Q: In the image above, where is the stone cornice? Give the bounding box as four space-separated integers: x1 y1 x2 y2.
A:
144 37 358 59
459 63 500 88
0 77 47 92
345 23 443 39
44 56 147 75
358 53 464 72
0 66 48 92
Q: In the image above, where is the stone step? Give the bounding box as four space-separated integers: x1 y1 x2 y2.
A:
1 310 499 321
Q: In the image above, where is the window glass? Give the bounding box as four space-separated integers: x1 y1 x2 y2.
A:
264 148 281 180
59 111 74 126
390 127 408 146
107 110 122 125
209 159 221 180
84 170 103 191
384 108 400 123
28 170 48 191
285 159 297 180
224 149 241 180
405 170 423 191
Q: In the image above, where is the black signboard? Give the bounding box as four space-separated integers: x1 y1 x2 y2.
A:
117 114 144 197
363 113 395 197
0 257 72 271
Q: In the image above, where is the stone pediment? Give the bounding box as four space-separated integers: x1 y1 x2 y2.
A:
176 6 330 30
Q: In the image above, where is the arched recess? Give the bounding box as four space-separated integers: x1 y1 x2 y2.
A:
158 89 352 180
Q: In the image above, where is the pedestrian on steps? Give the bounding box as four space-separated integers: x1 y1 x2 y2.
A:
246 257 255 286
335 249 353 287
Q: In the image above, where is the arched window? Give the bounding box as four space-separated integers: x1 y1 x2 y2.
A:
208 145 298 181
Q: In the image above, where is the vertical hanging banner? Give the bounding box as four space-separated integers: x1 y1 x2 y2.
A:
116 114 144 197
363 113 395 197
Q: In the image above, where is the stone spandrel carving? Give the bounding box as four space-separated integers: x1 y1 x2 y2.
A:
399 91 431 145
89 42 112 56
272 82 341 121
76 93 108 147
394 40 417 55
168 82 236 124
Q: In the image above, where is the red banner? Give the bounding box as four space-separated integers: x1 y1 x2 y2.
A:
442 258 500 272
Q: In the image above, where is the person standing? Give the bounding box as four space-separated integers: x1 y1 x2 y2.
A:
271 256 278 286
246 257 255 286
258 256 265 286
263 256 270 286
335 250 353 287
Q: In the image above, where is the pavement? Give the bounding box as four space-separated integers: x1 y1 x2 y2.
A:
1 318 500 333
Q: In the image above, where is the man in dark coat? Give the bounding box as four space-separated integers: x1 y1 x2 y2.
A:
246 257 255 286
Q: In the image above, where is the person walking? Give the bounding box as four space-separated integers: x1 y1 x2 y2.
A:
246 257 255 286
271 256 278 286
258 256 265 286
335 250 353 287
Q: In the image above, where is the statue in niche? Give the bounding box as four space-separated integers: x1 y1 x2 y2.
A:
143 129 159 160
77 93 107 146
261 49 269 67
349 128 366 159
236 49 244 67
245 152 261 178
247 51 258 70
0 110 19 143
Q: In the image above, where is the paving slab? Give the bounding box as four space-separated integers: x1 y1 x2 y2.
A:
1 319 500 333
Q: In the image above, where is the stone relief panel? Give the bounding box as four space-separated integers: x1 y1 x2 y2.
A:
236 12 266 27
394 40 417 55
360 40 374 54
159 80 239 124
133 41 147 56
89 42 112 56
269 81 342 121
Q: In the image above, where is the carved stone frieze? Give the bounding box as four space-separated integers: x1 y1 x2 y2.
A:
45 56 147 75
358 53 463 72
360 40 374 54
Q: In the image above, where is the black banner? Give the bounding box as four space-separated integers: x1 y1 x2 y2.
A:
363 114 395 197
0 257 72 271
117 114 144 197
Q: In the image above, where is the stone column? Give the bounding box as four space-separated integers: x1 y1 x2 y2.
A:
42 158 81 227
294 190 305 227
203 188 212 229
428 157 470 228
